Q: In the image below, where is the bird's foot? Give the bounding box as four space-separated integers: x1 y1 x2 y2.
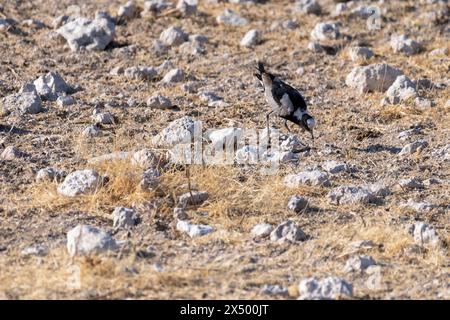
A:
284 120 291 133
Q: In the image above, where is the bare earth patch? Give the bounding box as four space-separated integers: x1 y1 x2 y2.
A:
0 0 449 299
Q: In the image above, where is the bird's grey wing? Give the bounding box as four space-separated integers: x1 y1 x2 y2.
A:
271 79 296 116
279 80 308 112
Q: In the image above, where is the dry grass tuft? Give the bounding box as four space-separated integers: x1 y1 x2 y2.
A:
29 159 151 215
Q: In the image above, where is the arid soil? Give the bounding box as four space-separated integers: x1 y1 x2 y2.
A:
0 0 449 299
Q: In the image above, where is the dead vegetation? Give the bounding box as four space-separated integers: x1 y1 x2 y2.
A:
0 0 449 299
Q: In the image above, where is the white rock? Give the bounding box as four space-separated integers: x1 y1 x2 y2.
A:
385 75 418 104
140 168 161 190
92 111 115 124
143 0 173 13
399 140 428 156
82 124 101 138
390 34 421 56
260 284 289 296
287 195 309 212
147 95 173 109
179 41 205 56
152 116 197 147
155 60 174 74
57 169 103 197
0 146 24 160
264 150 298 163
415 97 434 108
296 0 321 15
124 66 157 80
346 64 403 94
367 183 391 197
110 66 124 76
307 42 324 53
21 244 49 257
57 14 115 51
216 9 248 26
398 178 424 190
310 22 340 42
322 160 349 174
173 206 188 220
113 207 138 229
52 15 72 29
402 199 436 212
159 26 188 46
177 0 197 16
344 255 376 273
410 222 440 246
284 170 331 187
162 68 184 83
33 72 74 101
36 167 65 182
270 220 308 242
280 134 304 152
176 220 214 238
21 19 45 29
240 29 260 47
366 271 384 291
348 46 374 61
351 5 378 18
189 34 208 44
57 95 75 107
178 191 209 206
131 148 160 168
67 225 119 256
1 91 42 114
334 3 349 15
298 277 353 300
118 1 136 20
251 223 273 238
199 91 228 107
18 82 38 94
397 127 421 141
208 127 243 149
235 145 259 163
327 186 377 205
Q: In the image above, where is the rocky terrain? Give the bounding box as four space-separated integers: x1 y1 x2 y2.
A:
0 0 449 299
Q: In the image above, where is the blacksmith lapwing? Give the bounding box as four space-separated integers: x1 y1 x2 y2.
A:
254 62 316 146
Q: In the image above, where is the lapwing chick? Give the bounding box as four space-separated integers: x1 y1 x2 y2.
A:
254 62 316 146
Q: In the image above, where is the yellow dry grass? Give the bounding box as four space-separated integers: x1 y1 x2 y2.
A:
0 0 449 300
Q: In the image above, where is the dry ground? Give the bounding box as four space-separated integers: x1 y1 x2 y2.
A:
0 0 449 299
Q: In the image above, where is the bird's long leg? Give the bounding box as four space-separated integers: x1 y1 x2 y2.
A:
266 110 273 146
284 120 291 132
310 130 315 148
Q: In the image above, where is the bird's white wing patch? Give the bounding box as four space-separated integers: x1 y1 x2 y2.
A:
280 93 294 113
293 109 305 121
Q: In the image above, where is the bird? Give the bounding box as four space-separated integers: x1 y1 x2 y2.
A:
254 61 316 146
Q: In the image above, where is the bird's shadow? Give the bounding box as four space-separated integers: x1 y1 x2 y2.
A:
105 40 131 51
0 124 29 135
352 144 401 154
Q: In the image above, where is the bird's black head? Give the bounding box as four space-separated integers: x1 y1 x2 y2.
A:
300 113 316 144
301 113 316 132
